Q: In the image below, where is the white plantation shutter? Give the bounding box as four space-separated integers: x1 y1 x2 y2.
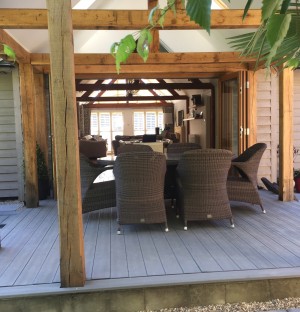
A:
158 112 163 130
90 112 98 135
134 112 144 135
146 112 156 134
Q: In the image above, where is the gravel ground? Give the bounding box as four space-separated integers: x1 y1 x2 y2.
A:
140 297 300 312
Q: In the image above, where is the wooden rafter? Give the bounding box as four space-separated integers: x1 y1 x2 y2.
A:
75 80 214 91
31 52 255 66
0 29 30 62
0 9 261 30
77 95 188 102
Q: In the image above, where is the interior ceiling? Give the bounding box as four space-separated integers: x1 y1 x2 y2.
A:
1 1 262 101
1 0 262 54
76 78 212 104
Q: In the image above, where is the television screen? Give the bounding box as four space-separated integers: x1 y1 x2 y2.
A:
142 134 157 142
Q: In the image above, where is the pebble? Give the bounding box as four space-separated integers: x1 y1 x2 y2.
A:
139 298 300 312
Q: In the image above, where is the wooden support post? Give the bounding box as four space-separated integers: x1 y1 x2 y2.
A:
148 0 160 53
34 73 48 167
247 71 257 147
279 67 294 201
47 0 85 287
19 63 39 208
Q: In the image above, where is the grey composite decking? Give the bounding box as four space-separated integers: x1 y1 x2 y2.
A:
1 190 300 292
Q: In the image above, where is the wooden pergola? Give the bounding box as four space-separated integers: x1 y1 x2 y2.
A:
0 0 294 287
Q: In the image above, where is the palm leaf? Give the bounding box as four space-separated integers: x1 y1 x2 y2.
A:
186 0 212 34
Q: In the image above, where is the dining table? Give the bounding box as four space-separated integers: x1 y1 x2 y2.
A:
96 153 181 167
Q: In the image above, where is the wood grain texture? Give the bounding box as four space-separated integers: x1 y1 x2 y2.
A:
279 67 294 201
0 9 261 30
19 63 38 208
46 0 85 287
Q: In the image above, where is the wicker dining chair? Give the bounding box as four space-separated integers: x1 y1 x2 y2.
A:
166 142 201 154
113 151 168 234
227 142 267 213
165 143 201 208
117 143 153 154
80 154 116 213
176 149 234 230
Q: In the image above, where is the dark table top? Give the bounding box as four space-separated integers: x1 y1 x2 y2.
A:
97 153 181 166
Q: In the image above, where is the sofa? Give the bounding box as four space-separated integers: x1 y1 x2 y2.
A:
79 135 107 159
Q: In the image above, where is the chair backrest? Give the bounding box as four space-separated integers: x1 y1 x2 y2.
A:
113 152 167 224
117 144 153 154
111 140 120 155
114 152 166 191
79 154 103 196
177 149 233 190
232 143 267 182
167 142 201 154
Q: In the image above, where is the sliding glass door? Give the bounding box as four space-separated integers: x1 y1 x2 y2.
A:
219 71 249 155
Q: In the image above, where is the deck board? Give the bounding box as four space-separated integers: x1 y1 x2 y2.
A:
1 190 300 291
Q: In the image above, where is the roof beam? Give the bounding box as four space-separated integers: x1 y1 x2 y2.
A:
76 81 214 91
0 29 30 62
83 103 173 108
77 95 188 102
0 9 261 30
31 52 255 66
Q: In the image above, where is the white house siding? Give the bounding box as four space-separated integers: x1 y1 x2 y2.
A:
256 70 279 184
0 71 23 199
256 69 300 186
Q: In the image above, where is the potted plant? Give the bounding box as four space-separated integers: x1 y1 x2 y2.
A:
292 146 300 193
36 143 49 200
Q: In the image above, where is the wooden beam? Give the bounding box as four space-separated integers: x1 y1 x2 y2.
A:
83 103 173 109
0 9 261 29
34 73 48 167
75 72 225 79
76 81 214 91
77 95 188 102
147 0 160 53
0 29 30 63
31 52 255 66
71 63 249 77
279 67 294 201
47 0 85 287
19 63 39 208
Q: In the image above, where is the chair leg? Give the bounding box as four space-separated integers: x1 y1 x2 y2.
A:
117 225 121 235
165 221 169 232
183 220 187 231
260 204 266 214
230 218 235 228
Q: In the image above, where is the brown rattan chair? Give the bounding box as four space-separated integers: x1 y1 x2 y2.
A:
80 154 116 213
117 143 153 154
166 142 201 154
165 143 201 208
113 151 168 234
176 149 234 230
227 142 267 213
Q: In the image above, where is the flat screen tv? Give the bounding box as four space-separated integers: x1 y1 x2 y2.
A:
142 134 157 142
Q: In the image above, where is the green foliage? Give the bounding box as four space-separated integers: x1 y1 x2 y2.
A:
110 34 136 73
110 0 300 73
36 144 48 179
1 44 16 61
186 0 212 34
229 0 300 71
111 0 215 73
137 29 152 62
